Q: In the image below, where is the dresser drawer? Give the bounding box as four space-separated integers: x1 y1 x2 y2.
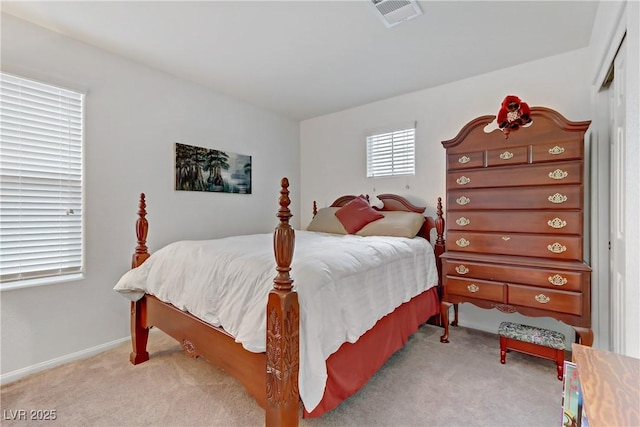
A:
445 277 504 302
447 151 485 170
532 139 583 164
447 161 582 189
446 231 583 261
448 185 583 210
485 145 529 167
442 259 585 292
508 284 582 315
447 210 583 235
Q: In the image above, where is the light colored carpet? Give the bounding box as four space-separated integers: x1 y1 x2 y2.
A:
1 325 565 426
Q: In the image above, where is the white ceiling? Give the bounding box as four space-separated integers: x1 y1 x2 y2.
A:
1 1 599 121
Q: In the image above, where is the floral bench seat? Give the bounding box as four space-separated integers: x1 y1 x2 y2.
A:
498 321 566 380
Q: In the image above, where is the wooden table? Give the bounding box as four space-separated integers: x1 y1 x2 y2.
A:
572 344 640 426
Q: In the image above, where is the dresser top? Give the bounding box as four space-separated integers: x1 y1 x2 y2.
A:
442 107 591 153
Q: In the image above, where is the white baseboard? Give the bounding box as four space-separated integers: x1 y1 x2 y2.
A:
1 336 130 386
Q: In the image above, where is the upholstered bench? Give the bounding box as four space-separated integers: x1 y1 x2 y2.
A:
498 321 566 380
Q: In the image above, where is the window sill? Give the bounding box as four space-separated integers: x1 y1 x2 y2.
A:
0 273 84 291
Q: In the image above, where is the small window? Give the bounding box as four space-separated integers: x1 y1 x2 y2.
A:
366 126 415 177
0 73 84 288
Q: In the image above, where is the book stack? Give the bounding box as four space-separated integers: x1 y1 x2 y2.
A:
561 361 589 427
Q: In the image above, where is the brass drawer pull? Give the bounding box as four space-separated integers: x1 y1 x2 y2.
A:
548 193 568 204
456 217 470 226
547 218 567 229
456 196 470 205
547 242 567 254
456 176 471 185
467 284 479 293
535 294 551 304
500 151 514 160
548 274 568 286
455 265 469 274
456 238 470 247
548 146 565 155
458 155 471 164
549 169 569 180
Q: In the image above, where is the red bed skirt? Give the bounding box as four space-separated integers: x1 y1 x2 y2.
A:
304 286 440 418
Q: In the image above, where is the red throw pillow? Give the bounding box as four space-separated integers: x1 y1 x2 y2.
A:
334 195 384 234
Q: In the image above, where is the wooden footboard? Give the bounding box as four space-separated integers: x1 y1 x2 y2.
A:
129 178 299 426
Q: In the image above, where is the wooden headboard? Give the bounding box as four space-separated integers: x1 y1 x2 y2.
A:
322 193 444 245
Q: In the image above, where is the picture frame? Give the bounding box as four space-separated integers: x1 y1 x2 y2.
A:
175 143 252 194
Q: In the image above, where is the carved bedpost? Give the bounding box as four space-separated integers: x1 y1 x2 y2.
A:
437 196 453 343
266 178 300 427
130 193 150 365
132 193 150 269
434 197 446 286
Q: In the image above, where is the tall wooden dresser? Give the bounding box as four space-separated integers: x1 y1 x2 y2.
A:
439 107 593 346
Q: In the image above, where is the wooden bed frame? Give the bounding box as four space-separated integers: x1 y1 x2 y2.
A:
128 178 445 426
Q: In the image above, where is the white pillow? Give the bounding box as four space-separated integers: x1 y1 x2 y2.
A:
356 211 425 238
306 207 347 234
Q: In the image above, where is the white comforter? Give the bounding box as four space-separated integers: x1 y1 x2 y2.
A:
114 230 438 412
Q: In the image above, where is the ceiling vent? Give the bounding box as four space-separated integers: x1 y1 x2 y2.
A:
370 0 423 28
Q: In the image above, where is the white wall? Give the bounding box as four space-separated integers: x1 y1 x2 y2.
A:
301 49 593 345
0 14 300 378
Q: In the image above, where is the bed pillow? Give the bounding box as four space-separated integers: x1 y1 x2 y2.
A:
306 207 347 234
334 195 384 234
356 211 425 238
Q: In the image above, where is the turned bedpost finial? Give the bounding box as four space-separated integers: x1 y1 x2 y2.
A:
273 178 294 291
132 193 150 268
277 178 292 222
312 201 317 217
435 197 445 247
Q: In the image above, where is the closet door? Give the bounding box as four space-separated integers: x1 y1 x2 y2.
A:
610 37 626 354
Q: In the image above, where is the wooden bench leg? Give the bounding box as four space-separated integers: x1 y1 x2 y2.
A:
556 349 564 380
500 336 507 364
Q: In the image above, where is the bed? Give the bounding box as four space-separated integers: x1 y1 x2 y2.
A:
114 177 445 426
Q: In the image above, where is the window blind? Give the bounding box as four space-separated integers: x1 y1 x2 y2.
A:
0 73 84 285
366 127 415 177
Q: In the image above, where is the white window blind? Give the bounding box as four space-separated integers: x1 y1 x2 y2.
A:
0 73 84 286
366 126 415 177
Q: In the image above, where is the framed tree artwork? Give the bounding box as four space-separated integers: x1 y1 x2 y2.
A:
175 143 252 194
